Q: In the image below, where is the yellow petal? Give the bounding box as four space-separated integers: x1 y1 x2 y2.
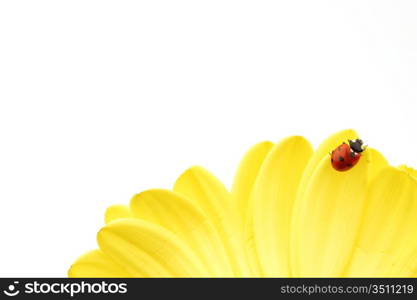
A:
231 141 273 277
231 141 274 222
300 129 358 188
367 148 389 183
98 218 207 277
250 136 313 276
346 167 417 277
290 129 358 275
291 150 369 277
173 166 251 276
130 189 233 276
398 165 417 181
105 205 132 224
68 249 130 277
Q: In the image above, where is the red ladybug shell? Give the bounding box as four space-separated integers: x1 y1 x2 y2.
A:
331 143 361 171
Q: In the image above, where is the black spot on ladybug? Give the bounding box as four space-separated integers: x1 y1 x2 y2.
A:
347 163 353 167
339 156 344 162
350 151 355 158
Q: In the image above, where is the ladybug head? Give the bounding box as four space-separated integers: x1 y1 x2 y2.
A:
348 139 365 153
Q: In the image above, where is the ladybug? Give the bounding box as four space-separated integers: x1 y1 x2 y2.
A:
330 139 366 171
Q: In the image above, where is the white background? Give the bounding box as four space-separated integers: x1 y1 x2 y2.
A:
0 1 416 277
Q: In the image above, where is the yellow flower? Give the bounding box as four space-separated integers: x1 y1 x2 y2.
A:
68 129 417 277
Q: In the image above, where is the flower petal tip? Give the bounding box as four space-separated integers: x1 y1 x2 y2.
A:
104 205 132 225
397 165 417 181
